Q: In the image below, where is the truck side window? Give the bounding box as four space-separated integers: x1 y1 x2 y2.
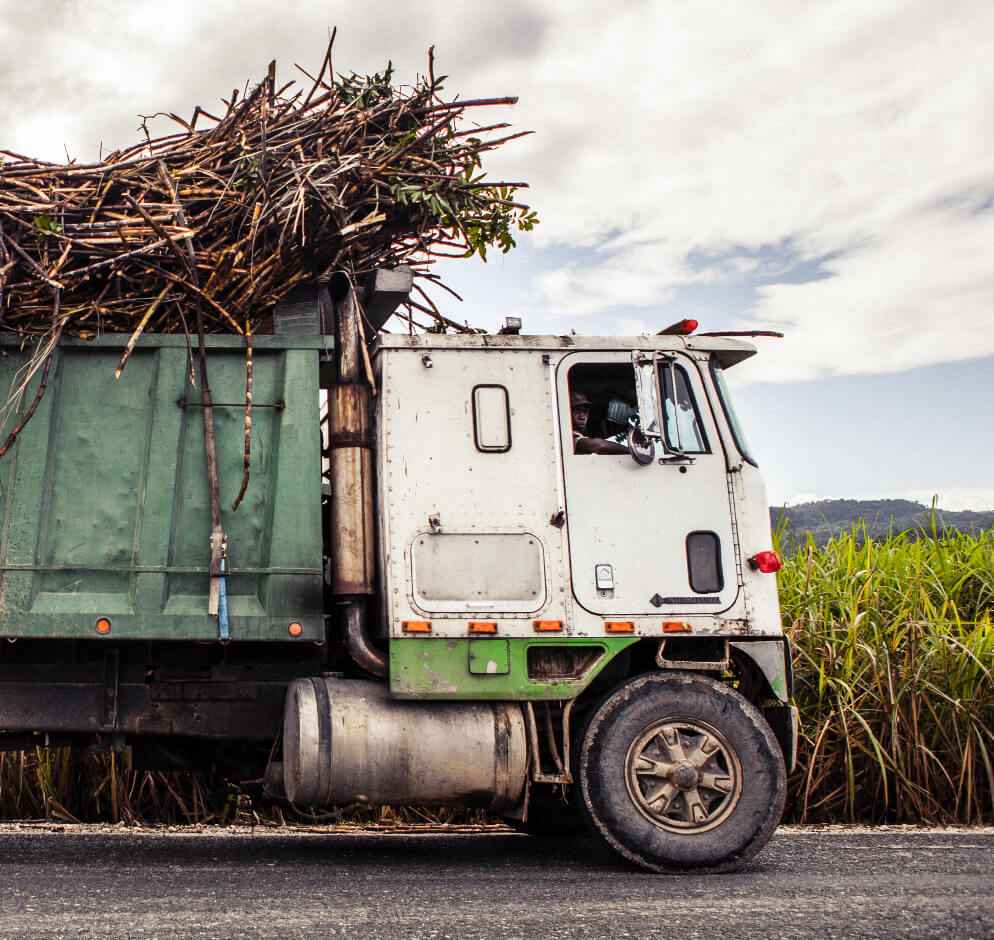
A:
472 384 512 452
567 364 636 456
659 364 709 454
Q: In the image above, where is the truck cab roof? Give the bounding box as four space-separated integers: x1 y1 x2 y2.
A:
372 333 757 369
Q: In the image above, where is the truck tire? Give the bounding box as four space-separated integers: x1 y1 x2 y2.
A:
577 671 786 873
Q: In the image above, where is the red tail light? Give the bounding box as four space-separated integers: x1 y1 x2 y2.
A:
749 550 782 574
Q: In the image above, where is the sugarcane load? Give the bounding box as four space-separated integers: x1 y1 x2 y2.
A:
0 37 535 421
0 36 795 874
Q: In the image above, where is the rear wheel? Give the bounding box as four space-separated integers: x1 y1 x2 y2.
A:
577 671 786 872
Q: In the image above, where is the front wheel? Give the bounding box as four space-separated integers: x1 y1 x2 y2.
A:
577 672 786 873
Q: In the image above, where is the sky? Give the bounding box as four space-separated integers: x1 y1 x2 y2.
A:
1 0 992 507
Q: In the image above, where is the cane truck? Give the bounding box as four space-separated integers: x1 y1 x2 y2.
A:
0 270 796 872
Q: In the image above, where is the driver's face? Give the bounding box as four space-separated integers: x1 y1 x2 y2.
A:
572 404 590 432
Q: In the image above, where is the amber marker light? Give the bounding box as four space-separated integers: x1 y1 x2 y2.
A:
402 620 432 634
605 621 635 633
288 621 303 637
533 620 563 632
468 621 498 634
662 621 692 634
95 617 111 635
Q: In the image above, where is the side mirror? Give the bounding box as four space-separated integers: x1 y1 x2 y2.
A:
626 426 656 465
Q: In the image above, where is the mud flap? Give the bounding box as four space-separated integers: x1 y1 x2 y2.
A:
762 702 799 774
731 638 798 773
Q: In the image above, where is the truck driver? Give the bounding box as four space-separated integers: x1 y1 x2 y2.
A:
571 390 629 455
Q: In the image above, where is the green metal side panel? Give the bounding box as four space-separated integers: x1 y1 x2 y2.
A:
389 637 640 701
0 334 328 642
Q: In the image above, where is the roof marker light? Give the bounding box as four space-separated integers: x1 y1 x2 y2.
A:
662 621 692 634
749 551 783 574
533 620 563 633
658 319 699 336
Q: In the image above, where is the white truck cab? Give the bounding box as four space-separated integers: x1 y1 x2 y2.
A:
374 330 782 645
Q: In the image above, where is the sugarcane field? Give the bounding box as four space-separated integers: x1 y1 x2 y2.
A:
0 5 992 939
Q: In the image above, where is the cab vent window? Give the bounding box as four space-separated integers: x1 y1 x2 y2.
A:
660 364 709 454
472 385 511 452
686 531 723 594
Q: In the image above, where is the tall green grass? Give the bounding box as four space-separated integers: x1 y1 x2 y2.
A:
780 524 994 824
0 525 991 826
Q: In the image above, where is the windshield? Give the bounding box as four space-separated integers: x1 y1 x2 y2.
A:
710 358 756 466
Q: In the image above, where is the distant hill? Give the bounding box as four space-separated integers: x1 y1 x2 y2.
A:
771 499 994 545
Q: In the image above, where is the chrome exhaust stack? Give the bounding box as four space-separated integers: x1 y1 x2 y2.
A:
327 269 411 677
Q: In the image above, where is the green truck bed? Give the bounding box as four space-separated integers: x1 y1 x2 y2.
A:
0 333 326 643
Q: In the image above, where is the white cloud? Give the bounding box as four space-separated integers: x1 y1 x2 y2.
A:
536 254 680 316
735 204 994 382
0 1 549 164
775 489 994 512
898 489 994 512
2 0 992 382
497 1 994 380
616 317 651 336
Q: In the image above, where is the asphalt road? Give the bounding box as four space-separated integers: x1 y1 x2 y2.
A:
0 825 991 939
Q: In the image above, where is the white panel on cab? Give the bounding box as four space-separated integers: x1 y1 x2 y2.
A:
412 532 546 612
376 343 568 635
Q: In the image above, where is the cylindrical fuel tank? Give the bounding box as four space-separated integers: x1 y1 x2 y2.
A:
282 678 528 810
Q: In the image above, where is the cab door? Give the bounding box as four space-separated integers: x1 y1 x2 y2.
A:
557 350 740 617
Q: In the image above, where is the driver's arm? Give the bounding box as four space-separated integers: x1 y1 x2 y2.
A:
575 436 629 455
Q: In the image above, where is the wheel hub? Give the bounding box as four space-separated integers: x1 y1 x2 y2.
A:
624 718 742 834
670 761 700 790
